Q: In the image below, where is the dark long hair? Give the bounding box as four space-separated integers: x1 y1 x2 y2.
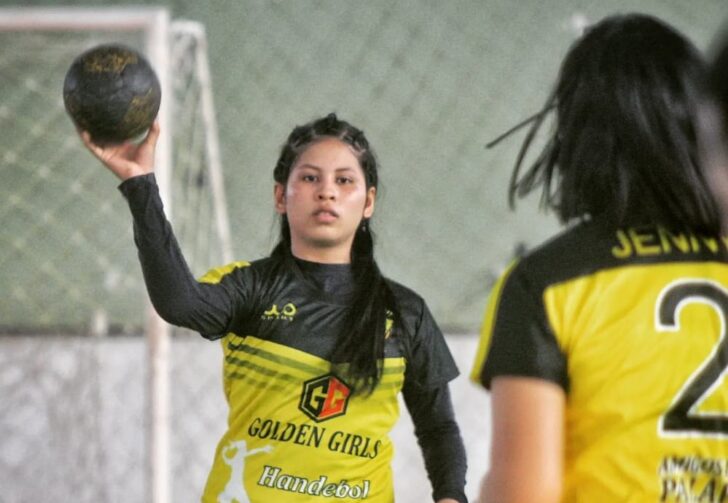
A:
710 27 728 133
272 113 394 395
509 13 721 234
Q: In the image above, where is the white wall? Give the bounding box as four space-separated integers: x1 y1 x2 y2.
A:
0 334 490 502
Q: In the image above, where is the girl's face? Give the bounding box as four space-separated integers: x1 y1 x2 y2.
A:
274 137 376 263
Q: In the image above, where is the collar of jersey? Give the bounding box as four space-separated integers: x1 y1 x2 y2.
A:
292 257 356 306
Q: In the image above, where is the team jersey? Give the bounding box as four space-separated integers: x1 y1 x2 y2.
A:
198 257 458 502
471 220 728 502
118 174 466 503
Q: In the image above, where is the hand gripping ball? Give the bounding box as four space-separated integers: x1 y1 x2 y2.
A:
63 44 161 144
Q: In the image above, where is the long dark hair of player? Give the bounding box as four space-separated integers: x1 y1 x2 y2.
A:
710 26 728 133
272 113 395 395
508 13 722 234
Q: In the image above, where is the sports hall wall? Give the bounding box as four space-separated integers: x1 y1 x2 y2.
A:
1 1 725 502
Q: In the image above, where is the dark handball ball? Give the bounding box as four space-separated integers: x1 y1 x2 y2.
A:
63 44 161 144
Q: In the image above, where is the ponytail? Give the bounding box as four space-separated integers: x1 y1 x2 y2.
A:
332 219 395 395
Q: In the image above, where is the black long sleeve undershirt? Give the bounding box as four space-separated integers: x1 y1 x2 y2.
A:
119 173 234 336
119 173 467 502
404 383 468 503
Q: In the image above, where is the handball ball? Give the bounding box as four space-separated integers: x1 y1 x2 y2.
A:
63 44 161 144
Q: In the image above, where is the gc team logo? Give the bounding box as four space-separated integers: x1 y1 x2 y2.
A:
299 374 351 422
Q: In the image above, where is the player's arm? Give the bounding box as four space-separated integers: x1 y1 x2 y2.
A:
403 382 468 503
398 297 467 503
479 376 564 503
79 121 158 180
400 297 468 502
119 172 237 336
79 123 236 336
471 261 568 503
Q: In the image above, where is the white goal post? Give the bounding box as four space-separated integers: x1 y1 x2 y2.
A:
0 7 231 503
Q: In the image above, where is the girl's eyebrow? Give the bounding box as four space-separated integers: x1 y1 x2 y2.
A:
295 164 357 172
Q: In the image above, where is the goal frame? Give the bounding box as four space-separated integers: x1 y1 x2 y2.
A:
0 7 173 503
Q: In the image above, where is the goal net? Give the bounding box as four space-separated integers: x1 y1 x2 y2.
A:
0 7 231 502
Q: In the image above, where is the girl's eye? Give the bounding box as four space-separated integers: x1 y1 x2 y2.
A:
337 177 354 184
302 174 317 182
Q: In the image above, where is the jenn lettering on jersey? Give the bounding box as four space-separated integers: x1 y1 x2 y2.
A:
78 113 467 502
471 14 728 503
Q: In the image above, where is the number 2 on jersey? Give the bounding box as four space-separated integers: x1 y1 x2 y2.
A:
657 279 728 436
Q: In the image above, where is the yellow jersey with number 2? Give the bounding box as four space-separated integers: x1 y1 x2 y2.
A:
472 221 728 502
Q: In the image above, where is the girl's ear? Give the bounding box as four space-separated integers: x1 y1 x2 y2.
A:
274 183 286 215
363 186 376 219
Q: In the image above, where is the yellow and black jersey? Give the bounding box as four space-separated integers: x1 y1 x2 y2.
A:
471 220 728 502
119 174 467 503
198 257 459 502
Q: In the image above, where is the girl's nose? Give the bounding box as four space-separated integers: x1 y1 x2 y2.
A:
317 180 336 200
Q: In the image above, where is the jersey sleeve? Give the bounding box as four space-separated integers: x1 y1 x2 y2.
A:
404 298 460 389
119 173 248 339
470 260 569 391
402 383 468 503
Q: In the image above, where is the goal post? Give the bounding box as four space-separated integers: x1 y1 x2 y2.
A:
0 7 231 502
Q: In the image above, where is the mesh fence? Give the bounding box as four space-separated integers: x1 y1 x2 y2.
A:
0 29 149 333
0 16 232 502
2 0 726 327
0 21 228 332
161 0 724 331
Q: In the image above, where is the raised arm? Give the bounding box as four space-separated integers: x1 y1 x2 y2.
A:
79 125 236 337
79 121 159 181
